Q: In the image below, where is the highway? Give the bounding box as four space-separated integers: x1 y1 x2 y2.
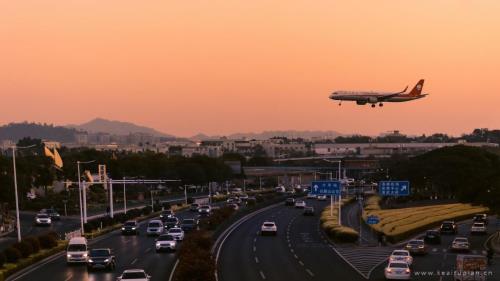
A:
7 208 201 281
218 197 499 281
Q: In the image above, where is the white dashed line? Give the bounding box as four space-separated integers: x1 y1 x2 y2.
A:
299 261 304 266
145 248 152 253
290 249 294 253
253 246 257 252
293 254 298 259
254 237 257 243
259 270 266 280
131 258 138 265
306 269 315 277
64 274 73 281
255 257 260 263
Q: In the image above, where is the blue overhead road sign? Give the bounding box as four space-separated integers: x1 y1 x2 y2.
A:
310 181 341 196
379 181 410 196
366 215 380 225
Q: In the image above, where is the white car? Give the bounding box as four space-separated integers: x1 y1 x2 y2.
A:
261 221 277 236
451 237 470 252
35 213 52 226
198 205 212 216
470 222 487 234
384 261 411 280
317 195 327 201
167 227 185 241
146 220 164 236
155 234 177 252
306 193 316 199
117 269 151 281
389 250 413 265
294 200 306 208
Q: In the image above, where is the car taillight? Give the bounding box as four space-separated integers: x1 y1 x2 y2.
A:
405 269 410 274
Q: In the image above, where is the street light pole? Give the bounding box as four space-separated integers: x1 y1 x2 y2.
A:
11 147 21 243
77 160 95 226
77 162 84 234
123 177 127 214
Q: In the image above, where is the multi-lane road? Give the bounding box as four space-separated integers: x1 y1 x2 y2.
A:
218 198 499 281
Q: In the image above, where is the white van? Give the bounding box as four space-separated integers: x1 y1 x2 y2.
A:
146 220 164 236
66 237 88 264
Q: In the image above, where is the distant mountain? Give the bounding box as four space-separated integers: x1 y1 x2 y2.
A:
0 122 80 142
69 118 174 138
190 130 341 140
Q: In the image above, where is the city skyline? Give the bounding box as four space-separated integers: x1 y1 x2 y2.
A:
2 1 500 137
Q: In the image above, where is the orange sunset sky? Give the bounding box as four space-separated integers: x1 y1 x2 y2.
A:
1 1 500 137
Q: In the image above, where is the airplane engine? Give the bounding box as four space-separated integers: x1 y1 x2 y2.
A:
368 97 378 103
356 101 367 105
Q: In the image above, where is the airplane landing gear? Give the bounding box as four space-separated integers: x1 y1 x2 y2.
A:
371 104 376 108
338 102 342 106
379 103 384 107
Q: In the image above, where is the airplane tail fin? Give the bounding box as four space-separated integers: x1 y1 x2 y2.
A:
407 79 425 96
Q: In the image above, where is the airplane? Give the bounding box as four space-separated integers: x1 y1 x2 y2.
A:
329 79 428 107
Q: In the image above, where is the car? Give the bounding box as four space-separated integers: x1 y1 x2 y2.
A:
239 194 249 201
440 221 458 234
389 250 413 265
87 248 115 271
41 208 61 220
303 207 315 216
227 197 242 205
155 234 177 252
198 205 212 216
317 195 327 201
227 203 239 210
159 210 174 220
451 237 470 252
66 237 88 264
285 198 295 206
121 221 140 235
34 213 52 226
261 221 277 236
190 203 200 212
306 193 316 199
167 227 185 241
163 217 179 229
473 213 488 225
405 239 426 255
117 269 151 281
294 200 306 208
384 261 411 280
246 197 257 205
424 230 441 244
146 220 164 236
470 222 487 234
180 218 199 232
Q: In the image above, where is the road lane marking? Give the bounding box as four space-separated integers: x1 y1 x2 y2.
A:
259 270 266 280
306 269 315 277
299 260 304 266
254 237 257 243
253 246 257 252
255 257 259 263
294 254 298 259
145 247 152 253
64 274 73 281
131 258 138 265
290 249 294 253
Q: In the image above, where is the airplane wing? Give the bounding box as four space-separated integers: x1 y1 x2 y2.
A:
378 85 408 101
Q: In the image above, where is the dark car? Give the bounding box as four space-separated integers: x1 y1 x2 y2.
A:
180 218 199 232
41 208 61 220
285 198 295 206
164 217 179 229
473 214 488 225
440 221 457 234
303 207 315 216
424 230 441 244
405 239 427 255
87 248 115 271
160 210 174 220
190 203 200 212
121 220 139 235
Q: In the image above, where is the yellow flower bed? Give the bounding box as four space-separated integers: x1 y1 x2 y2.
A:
363 196 489 241
320 198 359 243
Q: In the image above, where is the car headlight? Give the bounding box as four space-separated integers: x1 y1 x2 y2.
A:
67 254 72 258
132 227 136 230
156 242 161 247
418 245 424 249
36 219 41 222
104 259 110 263
88 259 94 263
83 253 88 258
122 227 125 230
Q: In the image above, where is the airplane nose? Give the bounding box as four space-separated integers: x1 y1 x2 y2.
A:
329 92 337 99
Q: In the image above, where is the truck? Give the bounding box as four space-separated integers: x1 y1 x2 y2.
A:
454 255 488 281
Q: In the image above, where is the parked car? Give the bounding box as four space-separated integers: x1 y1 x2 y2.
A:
294 200 306 208
261 221 277 236
87 248 115 271
470 222 487 235
117 269 151 281
405 239 426 255
66 237 88 264
473 214 488 225
424 230 441 244
303 207 315 216
440 221 458 234
451 237 470 252
34 213 52 226
180 218 198 232
167 227 185 241
384 261 411 280
163 217 179 229
121 220 140 235
155 234 177 252
285 198 295 206
389 250 413 265
146 220 164 236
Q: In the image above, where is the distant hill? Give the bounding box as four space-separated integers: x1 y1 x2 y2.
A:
0 122 80 142
69 118 174 137
191 130 341 140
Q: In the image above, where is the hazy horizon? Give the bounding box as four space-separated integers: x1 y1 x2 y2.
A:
2 1 500 137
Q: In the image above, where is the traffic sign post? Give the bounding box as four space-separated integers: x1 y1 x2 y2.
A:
311 181 342 224
378 181 410 196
